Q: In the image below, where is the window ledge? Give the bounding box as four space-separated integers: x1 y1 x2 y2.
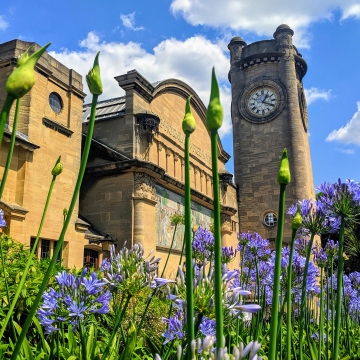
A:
42 117 73 138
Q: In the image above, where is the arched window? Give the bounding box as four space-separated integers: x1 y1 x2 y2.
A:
49 92 63 113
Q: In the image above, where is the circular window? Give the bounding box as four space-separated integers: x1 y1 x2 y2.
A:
264 212 277 227
49 93 63 113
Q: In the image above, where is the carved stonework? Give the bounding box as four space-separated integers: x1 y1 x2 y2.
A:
174 153 179 162
134 172 156 201
166 148 172 157
221 213 232 232
157 142 164 152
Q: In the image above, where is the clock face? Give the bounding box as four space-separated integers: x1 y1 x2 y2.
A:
248 88 278 117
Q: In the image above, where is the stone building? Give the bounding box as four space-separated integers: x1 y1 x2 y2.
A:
0 23 315 271
0 40 239 274
228 24 315 243
0 40 109 269
80 70 238 275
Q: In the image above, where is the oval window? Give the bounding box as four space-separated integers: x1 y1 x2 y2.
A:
264 212 277 227
49 92 62 113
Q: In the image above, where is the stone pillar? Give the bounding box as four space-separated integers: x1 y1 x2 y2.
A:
227 36 247 83
174 153 179 179
133 172 157 257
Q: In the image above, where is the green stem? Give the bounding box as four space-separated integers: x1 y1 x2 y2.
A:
319 267 324 360
0 172 57 340
184 132 195 356
210 129 223 350
0 94 15 148
0 98 20 200
298 232 315 360
161 224 178 278
268 183 286 360
79 322 88 360
330 257 334 353
10 94 99 360
332 215 345 360
0 237 17 340
286 229 297 360
326 266 329 360
102 294 132 359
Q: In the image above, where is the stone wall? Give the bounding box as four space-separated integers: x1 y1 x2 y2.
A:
0 40 88 268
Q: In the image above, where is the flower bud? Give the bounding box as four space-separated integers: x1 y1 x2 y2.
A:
192 225 199 233
206 67 223 131
17 47 31 67
291 204 303 230
182 96 196 134
6 43 51 99
277 148 291 185
177 345 182 360
51 156 63 176
86 52 103 95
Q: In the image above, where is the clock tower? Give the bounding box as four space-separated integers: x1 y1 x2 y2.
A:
228 24 315 242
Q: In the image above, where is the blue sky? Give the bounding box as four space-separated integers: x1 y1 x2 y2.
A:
1 1 360 188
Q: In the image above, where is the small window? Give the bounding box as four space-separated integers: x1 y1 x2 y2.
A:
84 249 99 270
264 212 277 227
49 93 63 113
41 239 50 259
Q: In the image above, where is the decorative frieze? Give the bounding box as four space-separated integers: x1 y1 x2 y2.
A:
134 172 156 201
221 213 232 232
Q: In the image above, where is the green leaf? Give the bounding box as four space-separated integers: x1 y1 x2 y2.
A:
13 321 34 360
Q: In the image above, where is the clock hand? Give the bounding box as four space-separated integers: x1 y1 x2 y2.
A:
263 100 274 106
261 95 269 103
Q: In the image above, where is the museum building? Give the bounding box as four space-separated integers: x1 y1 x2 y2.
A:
0 24 316 274
0 39 238 275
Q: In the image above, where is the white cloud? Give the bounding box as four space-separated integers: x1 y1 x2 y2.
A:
120 12 144 31
326 102 360 145
49 32 232 137
0 15 8 31
304 87 332 105
170 0 360 48
341 4 360 20
336 148 355 154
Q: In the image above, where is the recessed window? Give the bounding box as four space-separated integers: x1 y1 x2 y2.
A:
49 92 63 113
264 212 277 227
84 249 99 270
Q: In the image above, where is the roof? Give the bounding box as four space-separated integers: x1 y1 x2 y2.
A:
82 96 126 123
3 124 40 151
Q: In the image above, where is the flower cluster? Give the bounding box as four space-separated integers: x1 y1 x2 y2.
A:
38 269 110 334
192 227 214 262
237 232 271 265
317 179 360 219
100 243 160 295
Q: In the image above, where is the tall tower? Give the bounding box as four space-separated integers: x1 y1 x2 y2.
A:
228 24 315 242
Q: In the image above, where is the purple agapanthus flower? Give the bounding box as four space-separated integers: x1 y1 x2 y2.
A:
162 310 185 344
313 247 328 268
192 227 214 262
38 269 110 334
317 179 360 219
287 199 333 235
221 246 236 264
199 317 216 337
237 232 271 265
0 209 6 227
